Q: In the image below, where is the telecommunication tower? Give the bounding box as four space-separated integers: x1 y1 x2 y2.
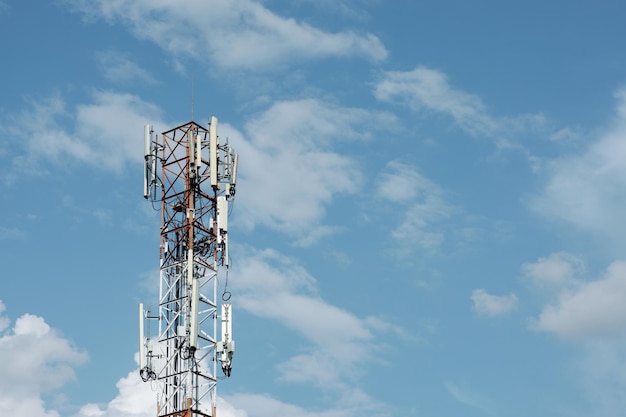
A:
139 117 238 417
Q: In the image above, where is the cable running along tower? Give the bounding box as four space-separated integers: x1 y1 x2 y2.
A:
139 117 238 417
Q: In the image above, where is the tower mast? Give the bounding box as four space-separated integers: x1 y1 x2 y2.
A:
140 117 238 417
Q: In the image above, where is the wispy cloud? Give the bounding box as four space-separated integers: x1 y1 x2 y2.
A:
445 382 495 415
96 50 158 85
373 66 551 155
375 160 454 256
232 246 403 412
375 66 498 137
64 0 387 70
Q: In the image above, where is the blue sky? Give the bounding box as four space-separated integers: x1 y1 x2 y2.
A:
2 1 626 416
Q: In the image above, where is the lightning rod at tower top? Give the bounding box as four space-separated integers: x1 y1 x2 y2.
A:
139 116 239 417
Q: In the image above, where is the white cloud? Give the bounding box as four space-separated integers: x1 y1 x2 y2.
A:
374 66 499 137
521 252 584 291
73 368 249 417
375 161 453 255
530 88 626 248
232 246 402 401
230 99 394 244
96 51 157 85
0 302 87 417
533 261 626 341
73 370 154 417
5 92 164 174
234 248 372 360
65 0 387 70
471 289 518 317
374 66 551 154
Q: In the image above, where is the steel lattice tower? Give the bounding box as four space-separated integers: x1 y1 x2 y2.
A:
139 118 237 417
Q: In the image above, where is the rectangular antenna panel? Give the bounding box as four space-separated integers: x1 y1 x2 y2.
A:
189 261 199 350
195 134 202 169
217 196 229 266
188 130 195 166
232 153 239 185
209 116 218 187
138 303 145 369
143 124 153 199
217 196 228 243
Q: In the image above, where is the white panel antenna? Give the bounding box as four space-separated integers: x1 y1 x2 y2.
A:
143 124 153 199
217 195 228 266
139 303 146 370
188 129 196 169
232 153 239 186
189 250 199 351
209 116 218 187
195 133 202 169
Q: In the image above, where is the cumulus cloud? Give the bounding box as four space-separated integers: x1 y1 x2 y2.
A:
533 261 626 341
0 301 87 417
73 367 251 417
471 289 518 317
530 88 626 249
64 0 387 70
